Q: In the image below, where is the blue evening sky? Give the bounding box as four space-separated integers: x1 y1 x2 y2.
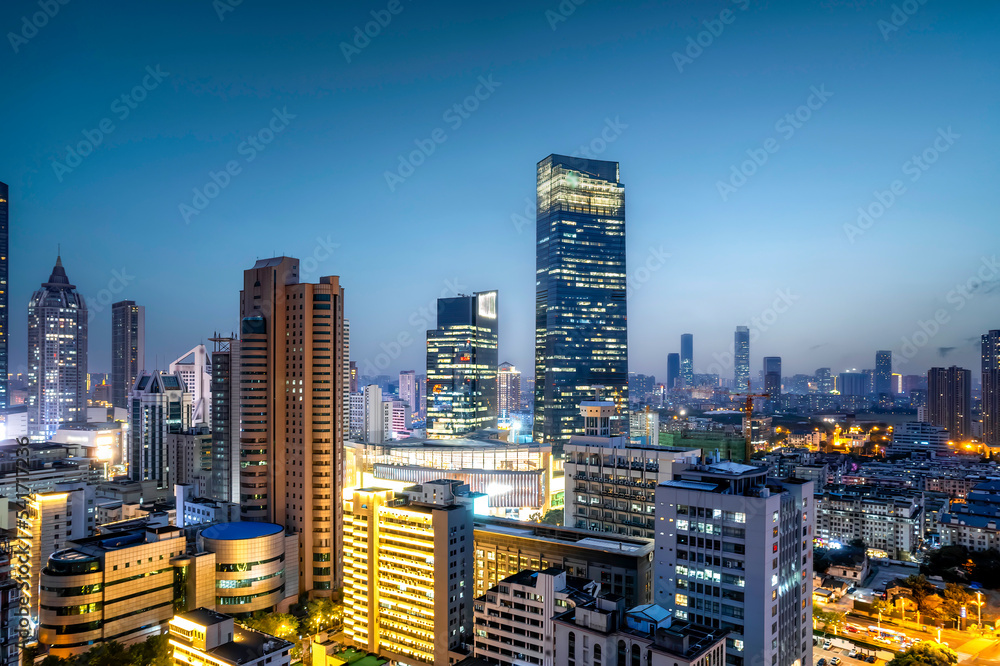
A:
1 0 997 382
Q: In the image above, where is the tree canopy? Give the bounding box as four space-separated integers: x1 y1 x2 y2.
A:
886 642 958 666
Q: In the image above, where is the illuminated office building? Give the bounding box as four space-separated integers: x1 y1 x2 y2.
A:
127 371 192 487
533 155 629 446
27 256 88 440
400 369 418 416
982 330 1000 446
0 181 7 410
763 356 781 398
875 350 893 399
38 525 186 658
344 480 474 665
111 301 144 410
497 362 521 418
680 334 693 387
209 335 241 503
734 326 749 391
238 257 346 596
426 290 498 438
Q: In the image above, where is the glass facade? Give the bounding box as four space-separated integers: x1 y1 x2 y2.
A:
111 301 144 409
0 181 7 410
533 154 628 446
426 291 499 438
734 326 749 391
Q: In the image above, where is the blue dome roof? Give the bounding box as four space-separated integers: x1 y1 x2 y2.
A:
201 522 283 541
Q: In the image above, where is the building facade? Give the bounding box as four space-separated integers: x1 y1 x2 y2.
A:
426 291 499 438
654 463 813 666
168 608 292 666
344 481 474 665
28 257 88 440
734 327 749 392
875 350 893 400
0 181 7 410
763 357 781 398
209 335 241 503
927 366 972 439
238 256 346 596
497 362 521 419
111 301 144 410
680 334 694 388
128 371 192 487
667 353 680 391
814 486 921 558
170 345 211 426
533 155 629 446
982 330 1000 446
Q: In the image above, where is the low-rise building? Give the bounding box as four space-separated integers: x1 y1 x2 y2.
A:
938 480 1000 551
473 568 597 666
814 486 922 558
168 608 292 666
552 597 727 666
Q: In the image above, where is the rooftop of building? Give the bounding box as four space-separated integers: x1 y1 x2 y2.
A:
173 608 293 662
349 429 549 451
473 516 653 554
201 522 283 541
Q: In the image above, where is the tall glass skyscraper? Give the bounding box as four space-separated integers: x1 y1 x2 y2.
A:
680 333 693 387
734 325 750 391
426 290 499 437
28 257 88 440
666 353 680 390
533 154 628 445
982 331 1000 446
875 350 893 396
0 181 7 410
111 300 145 409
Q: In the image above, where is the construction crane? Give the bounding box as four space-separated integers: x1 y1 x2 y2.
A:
730 380 769 463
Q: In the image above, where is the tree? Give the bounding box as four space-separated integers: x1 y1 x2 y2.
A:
899 574 937 612
306 597 342 633
539 508 563 525
886 642 958 666
940 583 971 625
239 612 300 640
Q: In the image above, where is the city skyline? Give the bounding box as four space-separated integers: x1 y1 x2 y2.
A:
2 2 998 384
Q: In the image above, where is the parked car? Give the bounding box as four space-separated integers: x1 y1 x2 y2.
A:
832 658 842 665
848 648 858 658
824 640 833 649
817 659 827 666
866 656 877 663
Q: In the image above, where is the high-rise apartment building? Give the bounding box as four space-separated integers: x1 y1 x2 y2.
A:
928 366 972 440
533 155 629 446
0 181 7 410
733 326 750 392
111 300 145 409
28 257 88 440
655 463 813 666
815 368 834 394
837 372 866 397
680 334 694 387
128 371 192 486
982 331 1000 446
344 480 474 665
666 353 680 391
361 384 385 444
426 290 498 438
497 362 521 418
875 350 893 398
238 257 345 596
170 345 212 426
349 360 358 393
399 369 418 416
763 356 781 397
209 335 241 503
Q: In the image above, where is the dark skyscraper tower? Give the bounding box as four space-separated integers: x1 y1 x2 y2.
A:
0 181 7 409
734 325 750 390
111 300 145 409
666 353 680 390
533 154 628 445
680 333 693 387
28 257 88 439
927 366 972 439
426 290 499 437
763 356 782 396
982 330 1000 445
875 350 892 397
